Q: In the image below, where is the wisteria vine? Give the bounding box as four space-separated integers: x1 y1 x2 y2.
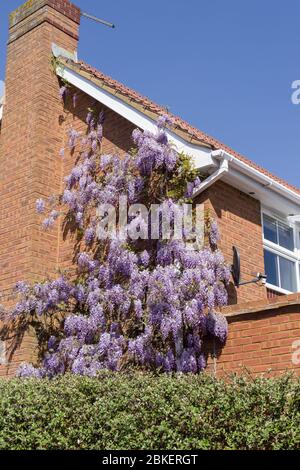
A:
8 87 231 378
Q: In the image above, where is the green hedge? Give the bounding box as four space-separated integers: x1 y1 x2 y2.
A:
0 373 299 450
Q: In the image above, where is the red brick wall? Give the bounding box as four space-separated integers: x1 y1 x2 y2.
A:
0 1 79 294
267 288 284 300
196 180 267 305
57 89 136 273
0 1 137 377
214 294 300 376
0 0 80 376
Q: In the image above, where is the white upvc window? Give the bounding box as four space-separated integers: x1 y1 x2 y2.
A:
262 209 300 294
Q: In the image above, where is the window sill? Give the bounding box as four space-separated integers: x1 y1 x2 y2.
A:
265 283 295 296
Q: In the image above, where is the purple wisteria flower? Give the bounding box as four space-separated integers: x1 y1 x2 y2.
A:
36 199 46 214
209 220 220 246
68 129 80 150
185 177 202 198
157 114 173 129
140 250 150 267
206 312 228 344
198 353 207 371
85 227 96 246
13 117 230 378
14 281 30 296
17 363 45 379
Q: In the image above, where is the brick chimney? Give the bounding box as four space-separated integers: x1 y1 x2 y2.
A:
0 0 81 375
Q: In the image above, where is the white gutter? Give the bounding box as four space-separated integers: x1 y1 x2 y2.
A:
211 149 300 207
193 157 229 198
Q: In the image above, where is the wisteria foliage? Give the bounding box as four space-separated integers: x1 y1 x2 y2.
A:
12 93 230 378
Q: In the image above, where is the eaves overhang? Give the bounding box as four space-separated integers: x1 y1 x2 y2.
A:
56 60 300 216
56 62 214 169
210 150 300 216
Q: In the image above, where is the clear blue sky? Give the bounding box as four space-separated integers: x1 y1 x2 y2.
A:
1 0 299 188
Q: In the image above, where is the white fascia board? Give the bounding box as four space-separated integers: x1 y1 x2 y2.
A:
212 149 300 211
57 65 214 168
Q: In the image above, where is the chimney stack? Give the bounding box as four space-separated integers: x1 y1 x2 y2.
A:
0 0 81 375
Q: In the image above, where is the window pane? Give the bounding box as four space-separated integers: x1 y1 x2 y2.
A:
264 250 279 287
279 257 296 292
263 215 278 244
278 222 294 251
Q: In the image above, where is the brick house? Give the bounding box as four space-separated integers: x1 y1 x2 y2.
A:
0 0 299 377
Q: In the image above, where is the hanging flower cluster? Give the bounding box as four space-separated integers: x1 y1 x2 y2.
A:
11 90 230 378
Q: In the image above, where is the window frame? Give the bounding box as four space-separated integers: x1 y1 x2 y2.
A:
262 208 300 294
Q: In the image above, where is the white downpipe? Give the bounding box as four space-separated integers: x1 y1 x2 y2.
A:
192 158 229 198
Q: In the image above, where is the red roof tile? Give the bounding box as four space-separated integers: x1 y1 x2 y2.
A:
63 59 300 197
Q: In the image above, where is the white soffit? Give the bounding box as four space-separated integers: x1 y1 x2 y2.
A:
56 65 214 169
222 166 300 215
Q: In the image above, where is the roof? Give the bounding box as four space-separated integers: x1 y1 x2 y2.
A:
60 58 300 196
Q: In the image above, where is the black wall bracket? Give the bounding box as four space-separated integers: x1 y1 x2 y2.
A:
231 246 267 288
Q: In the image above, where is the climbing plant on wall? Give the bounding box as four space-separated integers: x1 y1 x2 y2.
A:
6 87 230 378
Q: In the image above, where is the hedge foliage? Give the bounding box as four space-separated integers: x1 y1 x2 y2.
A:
0 372 299 450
